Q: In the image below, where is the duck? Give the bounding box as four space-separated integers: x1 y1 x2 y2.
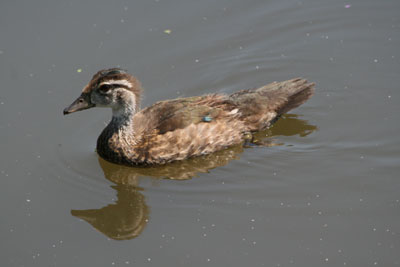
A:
63 68 314 166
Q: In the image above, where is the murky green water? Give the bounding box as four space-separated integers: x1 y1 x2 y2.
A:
1 0 399 266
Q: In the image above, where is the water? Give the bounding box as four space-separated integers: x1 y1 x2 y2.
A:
1 0 399 266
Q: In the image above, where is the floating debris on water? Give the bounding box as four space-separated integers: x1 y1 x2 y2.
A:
77 68 82 73
164 29 172 34
345 4 351 8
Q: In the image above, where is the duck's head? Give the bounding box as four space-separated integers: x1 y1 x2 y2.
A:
63 68 142 116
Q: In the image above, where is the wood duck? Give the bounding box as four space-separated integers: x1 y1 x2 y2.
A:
63 68 314 166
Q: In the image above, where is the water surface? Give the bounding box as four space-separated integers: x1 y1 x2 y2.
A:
1 0 399 266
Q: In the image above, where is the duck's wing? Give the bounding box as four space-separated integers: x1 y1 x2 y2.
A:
133 94 239 135
131 95 246 164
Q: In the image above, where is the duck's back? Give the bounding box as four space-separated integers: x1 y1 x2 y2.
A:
128 78 314 164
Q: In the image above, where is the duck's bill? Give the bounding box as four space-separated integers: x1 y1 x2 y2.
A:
63 93 94 115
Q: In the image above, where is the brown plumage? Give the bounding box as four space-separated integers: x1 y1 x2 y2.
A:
64 68 314 166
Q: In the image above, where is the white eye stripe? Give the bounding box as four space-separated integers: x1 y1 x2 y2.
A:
99 80 132 88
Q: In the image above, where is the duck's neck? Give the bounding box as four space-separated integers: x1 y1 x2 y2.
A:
97 104 139 164
110 105 136 131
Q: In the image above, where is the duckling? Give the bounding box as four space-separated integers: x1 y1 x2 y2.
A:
63 68 314 166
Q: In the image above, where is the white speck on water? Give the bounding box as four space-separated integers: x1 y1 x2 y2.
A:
360 198 363 202
255 65 259 70
171 236 175 240
125 261 129 264
207 258 211 262
195 59 199 63
26 199 31 202
203 233 207 237
124 6 128 11
252 241 257 245
29 73 34 77
325 258 329 262
323 224 328 227
318 211 322 215
147 258 151 262
111 262 115 265
329 57 334 61
360 155 364 159
388 95 391 99
374 59 378 63
338 249 342 253
211 224 215 227
373 228 377 231
306 33 310 36
121 19 125 23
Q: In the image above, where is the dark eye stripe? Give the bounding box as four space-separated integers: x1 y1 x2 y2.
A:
98 84 112 93
98 83 130 93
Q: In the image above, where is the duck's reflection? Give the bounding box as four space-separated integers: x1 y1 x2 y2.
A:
71 114 316 240
71 184 148 240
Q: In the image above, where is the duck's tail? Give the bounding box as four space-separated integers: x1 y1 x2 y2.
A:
229 78 315 131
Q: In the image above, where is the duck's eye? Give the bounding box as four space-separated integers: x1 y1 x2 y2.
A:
98 84 112 93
